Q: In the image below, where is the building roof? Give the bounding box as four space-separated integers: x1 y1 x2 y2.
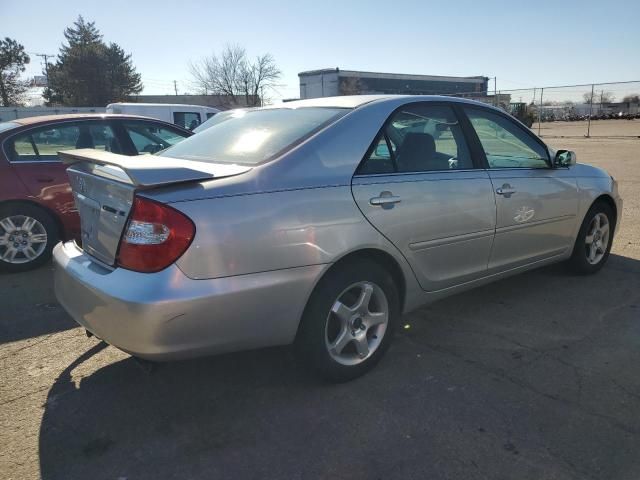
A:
298 68 488 84
271 94 496 110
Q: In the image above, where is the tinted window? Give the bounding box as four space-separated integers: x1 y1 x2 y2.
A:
358 104 472 175
6 122 120 162
0 122 20 133
173 111 201 130
161 107 348 165
123 122 189 154
464 108 549 168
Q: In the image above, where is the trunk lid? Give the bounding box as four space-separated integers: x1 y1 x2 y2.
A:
59 149 251 265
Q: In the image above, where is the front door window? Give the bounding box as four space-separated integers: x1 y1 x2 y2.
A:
464 108 549 169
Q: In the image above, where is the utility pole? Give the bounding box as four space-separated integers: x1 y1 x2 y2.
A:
173 80 178 96
587 84 595 138
494 77 497 106
538 88 544 136
34 53 55 85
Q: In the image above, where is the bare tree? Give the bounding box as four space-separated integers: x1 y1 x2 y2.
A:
190 45 281 107
622 94 640 103
583 90 615 104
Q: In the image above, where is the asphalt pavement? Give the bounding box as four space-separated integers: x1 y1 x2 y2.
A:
1 129 639 480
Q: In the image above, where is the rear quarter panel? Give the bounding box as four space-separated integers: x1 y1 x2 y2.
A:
169 186 423 309
172 186 399 274
0 157 29 199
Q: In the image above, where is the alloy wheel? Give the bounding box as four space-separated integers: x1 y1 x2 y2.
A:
324 281 389 366
0 215 48 264
585 212 610 265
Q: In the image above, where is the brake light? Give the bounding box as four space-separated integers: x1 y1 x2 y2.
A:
117 197 195 273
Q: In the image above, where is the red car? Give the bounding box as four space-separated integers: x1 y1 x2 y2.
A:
0 114 192 272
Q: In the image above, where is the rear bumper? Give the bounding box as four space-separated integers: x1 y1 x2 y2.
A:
53 241 325 360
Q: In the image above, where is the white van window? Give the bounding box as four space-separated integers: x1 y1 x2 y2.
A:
173 112 201 130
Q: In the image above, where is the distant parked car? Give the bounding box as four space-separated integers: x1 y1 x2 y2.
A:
0 114 192 272
53 96 621 381
106 103 220 130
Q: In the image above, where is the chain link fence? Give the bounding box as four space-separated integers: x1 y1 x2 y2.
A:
439 80 640 139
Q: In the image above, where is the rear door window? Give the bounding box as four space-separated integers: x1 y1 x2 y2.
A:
6 122 119 162
357 103 473 175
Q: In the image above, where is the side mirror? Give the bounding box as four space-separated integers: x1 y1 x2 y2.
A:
554 150 576 168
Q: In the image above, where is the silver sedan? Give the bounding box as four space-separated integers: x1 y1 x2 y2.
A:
53 95 622 381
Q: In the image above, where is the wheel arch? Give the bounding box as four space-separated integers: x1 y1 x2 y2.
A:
592 194 618 231
0 199 64 238
310 247 407 313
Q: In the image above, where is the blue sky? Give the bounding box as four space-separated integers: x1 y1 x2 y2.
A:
2 0 639 101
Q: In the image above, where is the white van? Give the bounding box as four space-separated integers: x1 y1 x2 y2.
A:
105 103 220 130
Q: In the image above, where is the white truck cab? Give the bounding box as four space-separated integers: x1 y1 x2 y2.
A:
106 103 220 130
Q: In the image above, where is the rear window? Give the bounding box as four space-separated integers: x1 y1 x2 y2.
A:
0 122 20 133
160 107 348 165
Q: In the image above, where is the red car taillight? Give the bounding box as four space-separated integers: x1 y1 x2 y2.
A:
117 197 195 273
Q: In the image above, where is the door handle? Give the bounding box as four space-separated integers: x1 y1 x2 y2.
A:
36 176 54 183
370 191 402 207
496 184 517 197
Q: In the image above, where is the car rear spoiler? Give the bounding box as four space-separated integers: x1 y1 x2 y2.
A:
58 149 251 188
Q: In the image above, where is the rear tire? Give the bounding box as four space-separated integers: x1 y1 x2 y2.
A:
295 260 400 382
0 204 59 273
568 201 614 275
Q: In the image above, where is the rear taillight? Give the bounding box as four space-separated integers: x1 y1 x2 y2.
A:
117 197 195 273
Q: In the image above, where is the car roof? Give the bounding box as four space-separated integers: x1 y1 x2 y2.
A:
270 94 504 111
9 113 169 126
107 102 219 110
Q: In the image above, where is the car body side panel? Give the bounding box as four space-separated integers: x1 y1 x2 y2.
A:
170 186 421 293
487 167 579 270
0 158 30 198
573 164 622 232
0 155 79 239
352 170 496 291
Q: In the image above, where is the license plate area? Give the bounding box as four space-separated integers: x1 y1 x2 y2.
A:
74 192 101 248
67 167 135 265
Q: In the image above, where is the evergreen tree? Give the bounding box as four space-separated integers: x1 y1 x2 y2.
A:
44 16 142 106
0 37 30 106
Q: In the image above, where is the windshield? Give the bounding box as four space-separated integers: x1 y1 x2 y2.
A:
160 107 348 165
0 121 20 134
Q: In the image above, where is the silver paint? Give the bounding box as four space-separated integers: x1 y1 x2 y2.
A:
53 95 623 361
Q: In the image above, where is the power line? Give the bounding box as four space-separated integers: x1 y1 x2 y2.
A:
32 53 56 82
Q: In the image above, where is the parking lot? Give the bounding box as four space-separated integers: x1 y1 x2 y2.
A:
1 121 639 480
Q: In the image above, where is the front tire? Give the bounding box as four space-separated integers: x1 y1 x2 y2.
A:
295 260 400 382
568 201 615 275
0 204 59 273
